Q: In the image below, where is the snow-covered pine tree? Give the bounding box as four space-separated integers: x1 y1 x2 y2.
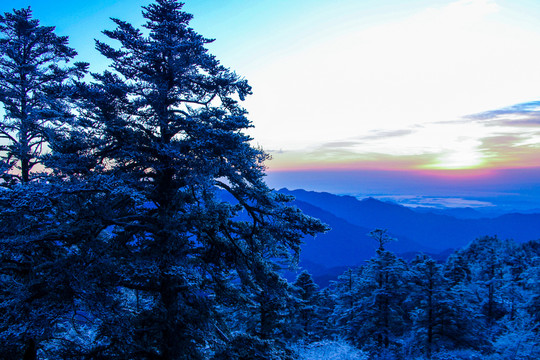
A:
406 254 453 358
291 271 321 339
314 287 336 339
355 248 409 354
493 240 540 359
0 7 86 184
50 1 327 358
331 267 361 340
520 240 540 326
440 247 491 352
331 232 409 355
460 236 508 330
0 177 134 359
0 8 87 360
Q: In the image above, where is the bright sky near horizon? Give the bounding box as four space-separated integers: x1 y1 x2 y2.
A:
3 0 540 175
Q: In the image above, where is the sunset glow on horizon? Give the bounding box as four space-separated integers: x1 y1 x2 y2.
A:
3 0 540 201
241 0 540 175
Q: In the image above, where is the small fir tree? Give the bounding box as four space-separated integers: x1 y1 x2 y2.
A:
291 271 320 339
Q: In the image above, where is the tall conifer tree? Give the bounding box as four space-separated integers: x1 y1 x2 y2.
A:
0 8 86 360
51 1 327 358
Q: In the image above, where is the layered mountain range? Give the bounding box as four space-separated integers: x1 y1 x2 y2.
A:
280 188 540 285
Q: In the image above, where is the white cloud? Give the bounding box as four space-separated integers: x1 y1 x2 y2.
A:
245 0 540 168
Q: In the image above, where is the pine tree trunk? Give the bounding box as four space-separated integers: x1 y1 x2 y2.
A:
22 338 36 360
259 290 276 340
21 157 30 183
427 284 433 359
160 273 181 359
384 298 389 349
19 91 30 183
488 282 494 325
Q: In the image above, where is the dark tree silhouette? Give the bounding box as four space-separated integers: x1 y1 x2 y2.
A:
0 7 86 184
49 1 327 358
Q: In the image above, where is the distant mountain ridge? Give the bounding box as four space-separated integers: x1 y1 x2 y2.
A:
292 199 435 268
281 188 540 271
411 206 492 219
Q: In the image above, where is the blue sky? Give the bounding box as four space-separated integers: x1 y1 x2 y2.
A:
3 0 540 207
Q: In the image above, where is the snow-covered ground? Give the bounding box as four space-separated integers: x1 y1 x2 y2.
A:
293 340 368 360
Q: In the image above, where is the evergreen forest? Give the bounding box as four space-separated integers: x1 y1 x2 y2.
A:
0 1 539 359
